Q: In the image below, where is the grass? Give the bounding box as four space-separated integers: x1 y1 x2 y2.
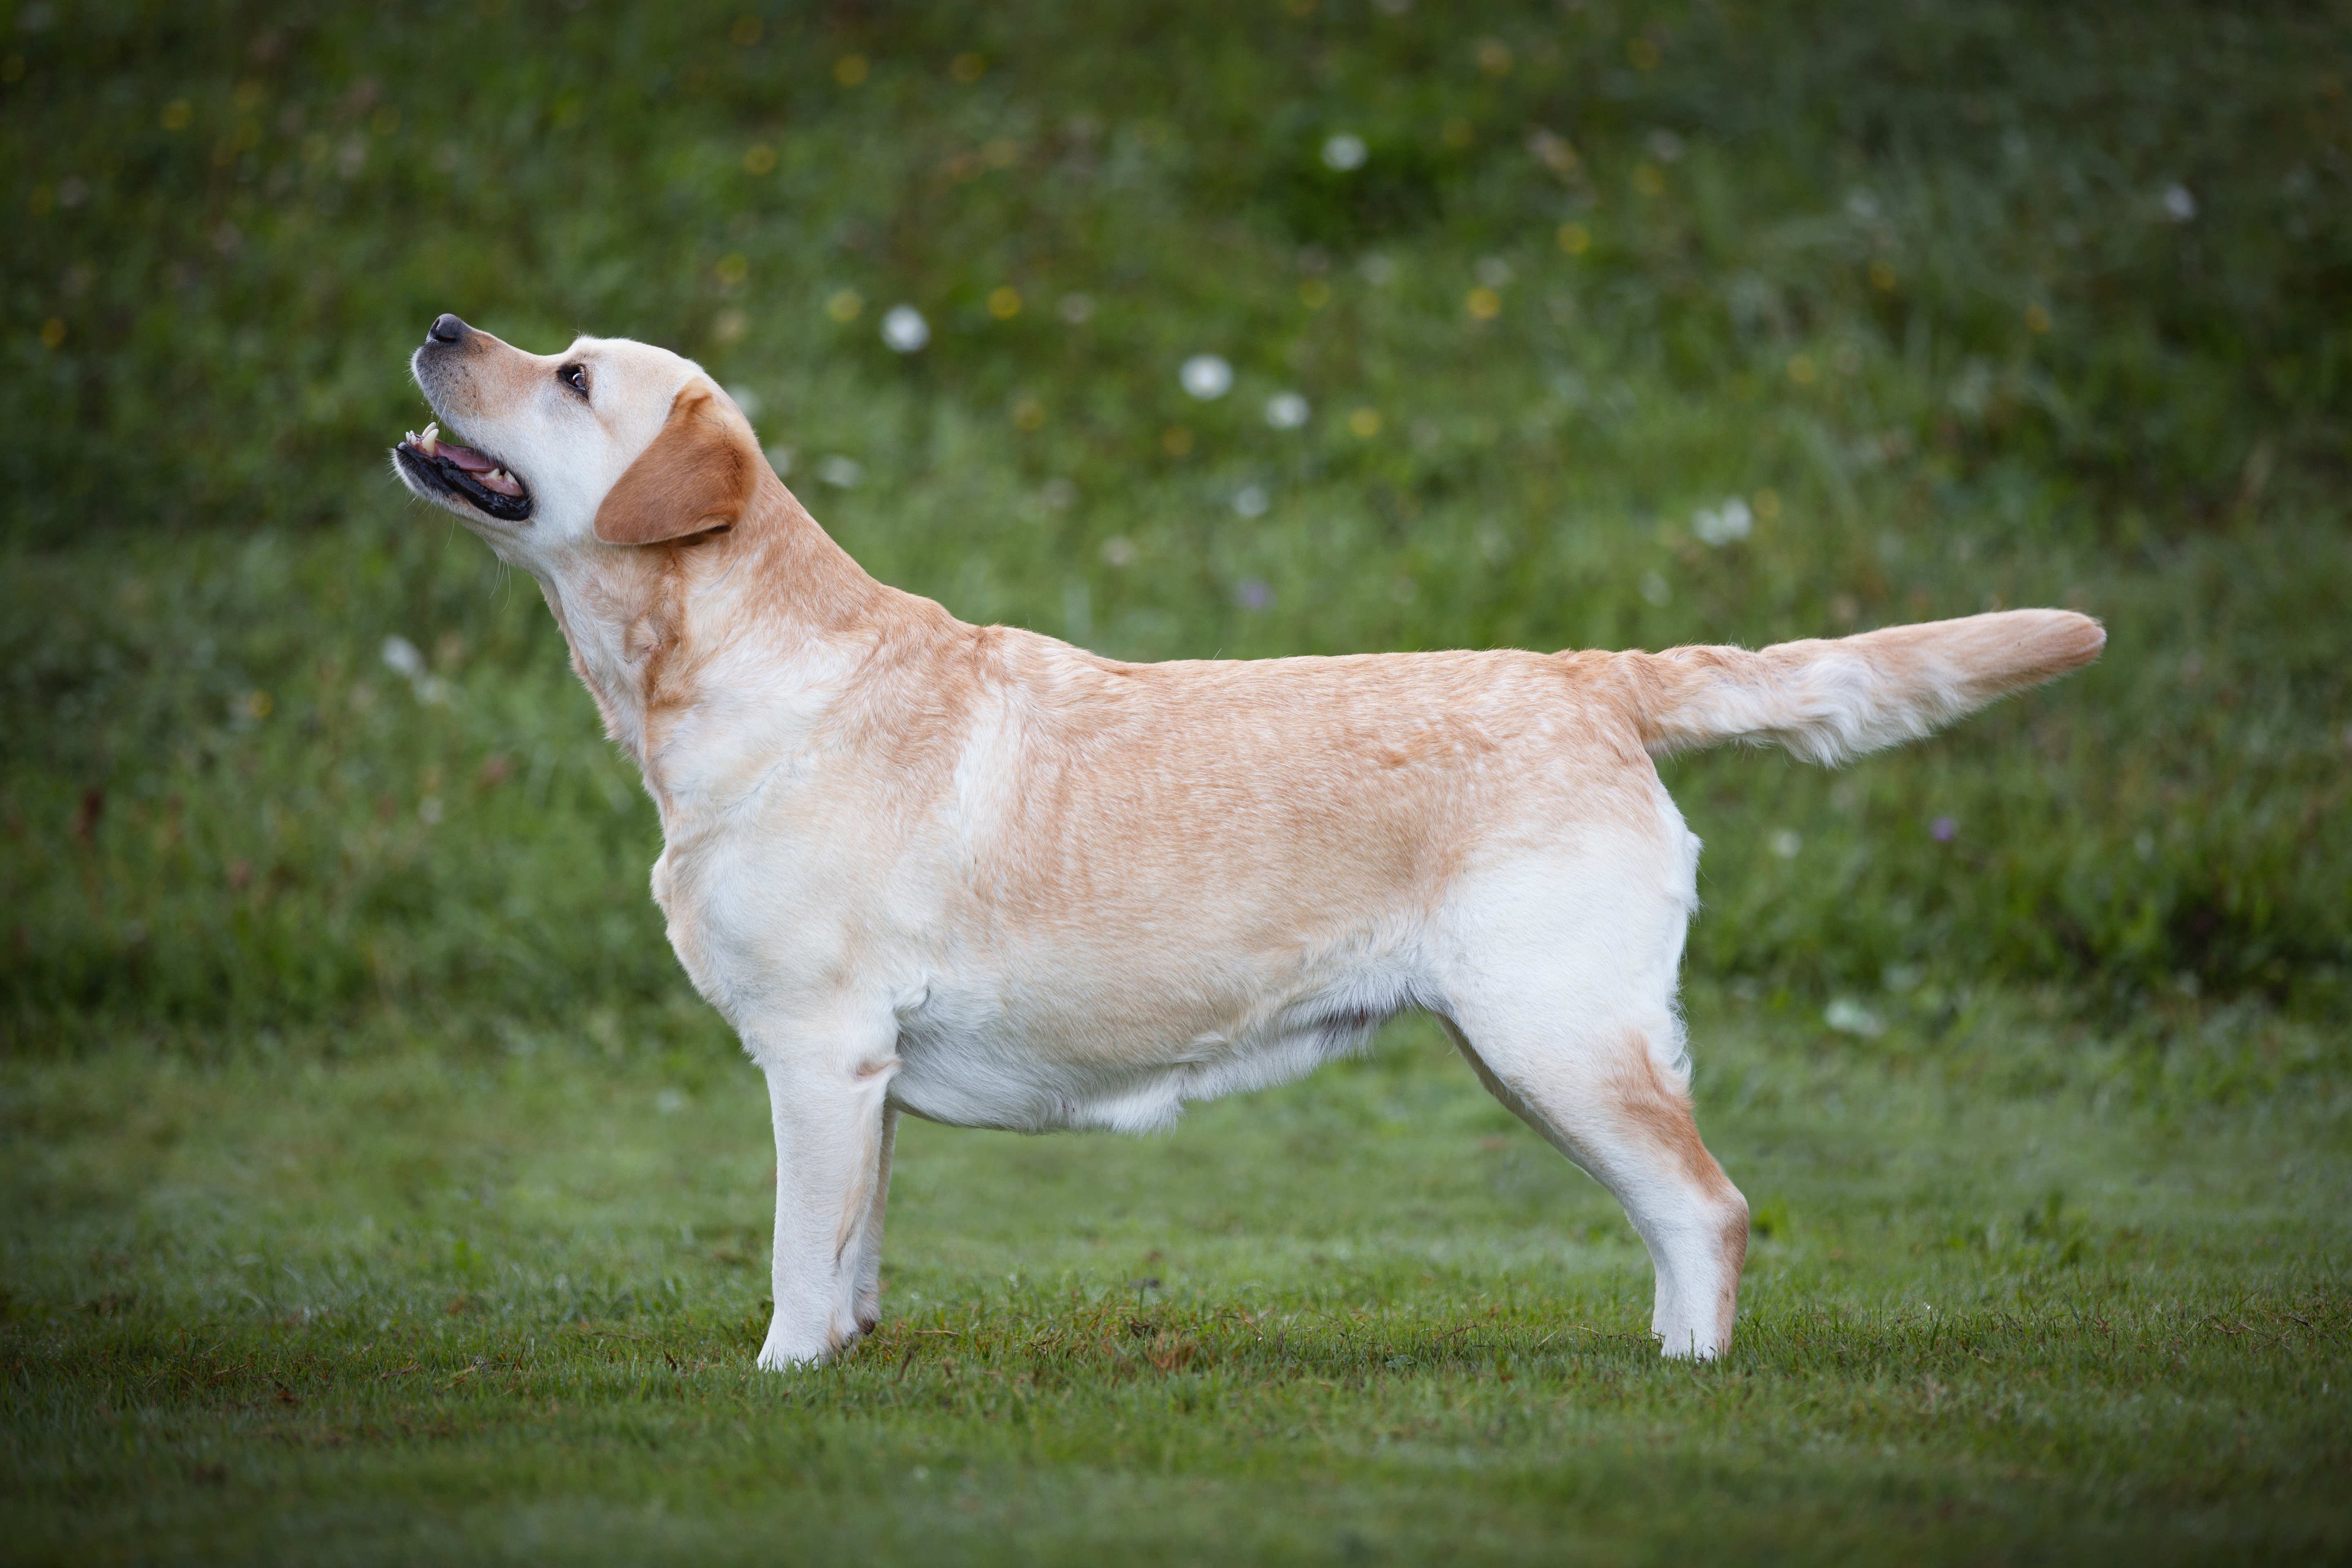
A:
7 1002 2349 1564
4 0 2350 1559
9 0 2351 1031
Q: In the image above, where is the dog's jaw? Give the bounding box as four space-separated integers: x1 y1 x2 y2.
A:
393 359 535 526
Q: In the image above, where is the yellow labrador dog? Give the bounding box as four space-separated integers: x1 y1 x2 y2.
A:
392 314 2102 1369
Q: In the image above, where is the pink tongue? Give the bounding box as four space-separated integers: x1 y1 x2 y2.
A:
410 433 523 494
434 440 498 474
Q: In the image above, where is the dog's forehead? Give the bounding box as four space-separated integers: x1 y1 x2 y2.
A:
562 335 702 416
562 335 689 379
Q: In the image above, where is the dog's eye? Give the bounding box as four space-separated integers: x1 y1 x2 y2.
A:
559 363 589 399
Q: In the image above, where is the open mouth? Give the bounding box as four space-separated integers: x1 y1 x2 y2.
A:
393 423 533 522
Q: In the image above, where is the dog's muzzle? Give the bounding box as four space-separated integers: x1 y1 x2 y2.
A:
393 315 533 522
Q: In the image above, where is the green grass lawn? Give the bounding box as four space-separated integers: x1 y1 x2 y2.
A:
6 0 2351 1559
6 997 2348 1565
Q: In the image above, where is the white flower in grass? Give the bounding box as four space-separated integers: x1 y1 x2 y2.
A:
817 455 863 488
2162 183 2198 223
1693 497 1753 545
880 304 929 352
380 634 448 704
1265 392 1310 429
1824 998 1885 1038
1233 484 1269 517
381 635 426 682
1180 354 1233 400
1321 133 1367 171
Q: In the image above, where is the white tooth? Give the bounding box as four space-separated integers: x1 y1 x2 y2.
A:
420 422 439 456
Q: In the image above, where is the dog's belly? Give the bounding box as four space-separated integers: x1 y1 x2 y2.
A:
885 962 1424 1135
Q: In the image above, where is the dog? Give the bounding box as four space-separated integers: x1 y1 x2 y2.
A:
391 313 2103 1368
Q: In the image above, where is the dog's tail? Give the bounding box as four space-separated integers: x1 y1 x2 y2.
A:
1624 609 2104 765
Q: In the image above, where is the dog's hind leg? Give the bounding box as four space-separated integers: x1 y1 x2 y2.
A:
753 1034 897 1370
1446 1007 1748 1357
1437 840 1748 1357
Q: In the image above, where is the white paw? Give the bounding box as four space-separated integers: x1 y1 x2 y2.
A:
1655 1330 1723 1360
755 1329 832 1371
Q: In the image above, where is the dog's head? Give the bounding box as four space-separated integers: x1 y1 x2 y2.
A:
391 314 762 564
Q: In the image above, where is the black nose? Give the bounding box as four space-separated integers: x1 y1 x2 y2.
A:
428 314 470 344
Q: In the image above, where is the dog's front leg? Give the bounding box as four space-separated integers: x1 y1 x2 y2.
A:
848 1105 900 1335
755 1047 896 1370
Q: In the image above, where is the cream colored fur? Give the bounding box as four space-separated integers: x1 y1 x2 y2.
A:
392 322 2104 1368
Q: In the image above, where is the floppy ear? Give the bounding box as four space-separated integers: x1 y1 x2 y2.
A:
593 386 759 546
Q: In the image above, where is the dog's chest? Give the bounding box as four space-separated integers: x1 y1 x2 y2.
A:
657 842 1382 1133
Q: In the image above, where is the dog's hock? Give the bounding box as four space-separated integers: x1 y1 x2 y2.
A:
594 385 760 546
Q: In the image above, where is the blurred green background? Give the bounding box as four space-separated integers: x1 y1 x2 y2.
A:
5 0 2348 1049
4 3 2351 1561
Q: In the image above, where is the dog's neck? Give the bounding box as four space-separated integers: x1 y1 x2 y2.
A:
534 470 913 828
